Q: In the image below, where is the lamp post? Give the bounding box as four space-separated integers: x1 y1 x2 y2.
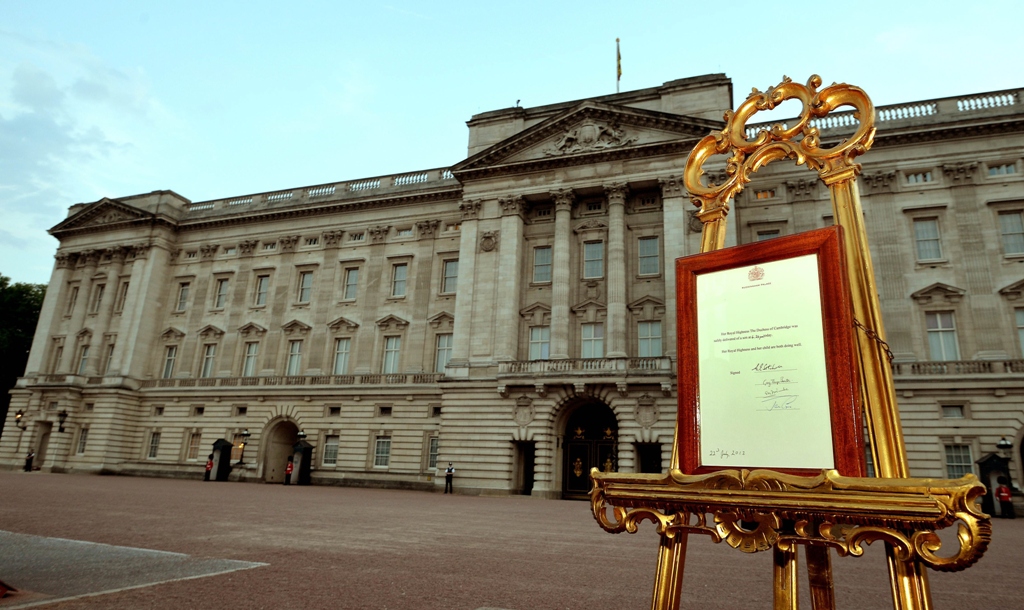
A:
57 409 68 433
997 437 1013 459
14 409 26 430
297 430 307 441
236 429 251 466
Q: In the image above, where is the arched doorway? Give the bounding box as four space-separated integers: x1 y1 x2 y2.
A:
562 400 617 499
263 420 298 483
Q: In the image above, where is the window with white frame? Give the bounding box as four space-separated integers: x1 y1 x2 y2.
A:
286 340 303 375
254 275 270 306
343 268 359 300
944 444 973 478
90 283 105 313
103 343 115 374
162 346 177 379
76 428 89 454
428 436 439 469
66 286 79 316
638 321 662 357
913 218 942 260
435 333 453 372
583 241 604 279
942 405 965 419
533 246 552 283
382 336 401 374
175 282 190 312
213 278 229 308
1017 308 1024 357
989 163 1017 176
51 345 63 373
242 342 259 377
115 281 130 312
529 326 550 360
374 436 391 467
297 271 313 303
906 171 933 184
998 211 1024 255
391 263 408 297
925 311 960 361
186 432 202 460
147 432 161 459
333 338 351 375
77 345 90 375
200 344 217 378
638 237 660 275
581 323 604 359
323 435 339 466
757 230 780 241
442 260 458 293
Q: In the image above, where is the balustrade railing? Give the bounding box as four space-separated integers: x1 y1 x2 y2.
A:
138 373 444 389
891 359 1024 376
498 357 672 375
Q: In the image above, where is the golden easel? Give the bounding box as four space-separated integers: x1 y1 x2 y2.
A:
590 76 991 609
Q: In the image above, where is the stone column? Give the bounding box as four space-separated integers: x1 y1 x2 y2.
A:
23 251 76 376
117 244 172 379
550 189 575 360
449 200 481 373
495 196 525 361
67 250 99 374
659 176 688 360
85 247 125 375
604 183 629 358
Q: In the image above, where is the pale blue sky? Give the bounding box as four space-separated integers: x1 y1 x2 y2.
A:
2 0 1022 284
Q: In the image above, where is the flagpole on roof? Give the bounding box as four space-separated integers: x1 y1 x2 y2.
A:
616 38 621 93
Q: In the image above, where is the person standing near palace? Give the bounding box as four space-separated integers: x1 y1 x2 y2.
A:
995 477 1016 519
204 454 213 481
444 462 455 494
284 457 294 486
24 450 35 472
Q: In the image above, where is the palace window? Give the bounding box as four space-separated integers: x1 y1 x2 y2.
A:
581 323 604 359
428 436 440 469
638 236 660 275
333 338 351 375
906 171 933 184
442 260 459 294
254 275 270 306
638 321 662 357
323 435 340 466
297 271 314 303
374 436 391 467
944 444 973 478
200 344 217 378
65 286 79 316
90 283 105 313
754 189 775 200
51 345 63 373
214 278 229 308
286 340 303 375
147 432 161 459
242 342 259 377
77 345 90 375
1017 309 1024 357
942 405 965 419
925 311 960 361
529 326 550 361
186 432 202 461
391 263 408 297
913 218 943 260
757 230 780 241
175 282 189 312
76 428 89 454
382 336 401 374
989 163 1016 176
162 346 177 379
583 241 604 279
396 228 413 237
343 267 359 300
435 333 453 373
102 343 115 375
533 246 552 283
114 281 130 312
998 211 1024 255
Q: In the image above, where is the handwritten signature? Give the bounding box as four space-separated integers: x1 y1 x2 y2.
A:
752 362 783 372
761 394 798 411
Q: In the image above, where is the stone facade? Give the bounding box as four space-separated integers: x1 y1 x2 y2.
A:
2 74 1023 502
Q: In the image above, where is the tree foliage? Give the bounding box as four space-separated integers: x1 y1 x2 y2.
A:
0 274 46 439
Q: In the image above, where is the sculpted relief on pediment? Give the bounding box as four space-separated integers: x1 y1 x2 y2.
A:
81 208 135 227
543 119 638 156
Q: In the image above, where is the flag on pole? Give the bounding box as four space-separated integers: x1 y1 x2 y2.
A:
616 38 622 92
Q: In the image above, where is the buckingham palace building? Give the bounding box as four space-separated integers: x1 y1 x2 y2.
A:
2 73 1024 501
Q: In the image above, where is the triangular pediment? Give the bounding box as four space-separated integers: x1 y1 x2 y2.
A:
50 198 152 234
628 295 666 317
161 327 185 342
376 314 409 331
999 278 1024 301
327 316 360 332
452 102 719 179
197 324 225 339
237 322 267 337
571 299 607 314
911 282 966 304
427 311 454 329
282 319 312 335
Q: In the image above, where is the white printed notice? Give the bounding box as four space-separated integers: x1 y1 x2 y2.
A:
696 253 835 470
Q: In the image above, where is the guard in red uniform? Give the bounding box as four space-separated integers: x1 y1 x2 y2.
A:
284 458 294 486
204 454 213 481
995 477 1015 519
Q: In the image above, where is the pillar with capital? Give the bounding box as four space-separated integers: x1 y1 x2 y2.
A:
604 182 629 358
449 199 482 373
23 251 78 376
659 176 687 361
549 189 574 360
495 195 526 361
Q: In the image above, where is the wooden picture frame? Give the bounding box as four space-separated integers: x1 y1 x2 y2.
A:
676 226 865 476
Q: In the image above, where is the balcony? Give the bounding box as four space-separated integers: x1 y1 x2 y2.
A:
139 373 444 389
891 360 1024 377
497 357 672 375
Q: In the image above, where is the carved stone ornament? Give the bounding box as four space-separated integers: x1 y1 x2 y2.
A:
83 208 133 227
942 162 978 185
785 178 818 201
513 395 535 426
368 226 390 243
55 252 76 269
79 250 99 265
416 219 440 238
279 235 300 252
635 393 658 428
551 188 575 212
688 209 704 234
604 182 629 205
499 196 525 217
459 200 481 221
544 119 638 156
860 171 897 195
322 230 345 248
659 175 685 199
238 240 259 256
574 219 607 234
199 244 219 260
128 244 150 260
480 230 499 252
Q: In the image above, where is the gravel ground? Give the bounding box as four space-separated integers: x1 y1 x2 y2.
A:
0 471 1020 609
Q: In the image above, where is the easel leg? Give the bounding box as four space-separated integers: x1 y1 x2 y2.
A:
650 531 687 610
887 550 932 610
805 545 835 610
773 545 799 610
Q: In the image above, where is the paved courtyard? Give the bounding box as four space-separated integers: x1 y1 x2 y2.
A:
0 470 1020 609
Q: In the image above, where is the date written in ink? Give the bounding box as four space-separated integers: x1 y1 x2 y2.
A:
707 448 747 459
